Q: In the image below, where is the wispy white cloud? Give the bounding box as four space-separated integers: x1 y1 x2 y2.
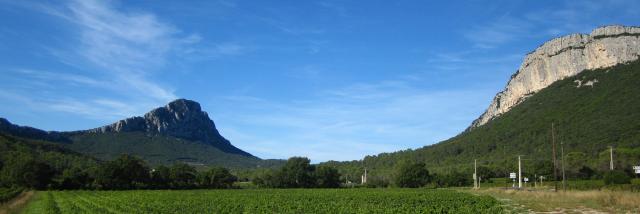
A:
316 1 349 17
465 0 640 49
67 0 182 101
465 17 532 49
46 98 137 120
1 0 202 122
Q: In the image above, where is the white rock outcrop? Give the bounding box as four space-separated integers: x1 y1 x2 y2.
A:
470 25 640 129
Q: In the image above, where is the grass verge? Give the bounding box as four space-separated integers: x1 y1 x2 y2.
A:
464 188 640 213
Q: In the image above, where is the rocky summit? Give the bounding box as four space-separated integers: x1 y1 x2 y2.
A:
470 25 640 129
83 99 251 156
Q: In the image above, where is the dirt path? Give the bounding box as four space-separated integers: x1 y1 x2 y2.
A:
0 191 34 214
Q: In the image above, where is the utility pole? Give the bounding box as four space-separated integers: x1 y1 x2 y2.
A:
504 145 508 189
518 155 522 189
364 168 367 184
474 159 478 189
561 141 566 192
551 123 558 192
610 146 614 171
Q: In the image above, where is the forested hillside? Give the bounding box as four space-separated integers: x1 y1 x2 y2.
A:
0 133 98 189
324 59 640 182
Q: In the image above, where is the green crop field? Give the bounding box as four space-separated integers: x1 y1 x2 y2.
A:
22 189 503 213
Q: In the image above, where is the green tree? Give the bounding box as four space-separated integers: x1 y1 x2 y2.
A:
603 170 631 185
394 162 430 188
198 167 236 188
252 169 277 188
169 163 197 188
577 166 595 179
532 160 553 178
94 154 150 189
280 157 315 188
314 165 341 188
476 166 494 182
59 167 91 189
0 153 55 189
150 165 171 188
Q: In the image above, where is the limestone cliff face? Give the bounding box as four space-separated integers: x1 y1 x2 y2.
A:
470 25 640 129
85 99 253 157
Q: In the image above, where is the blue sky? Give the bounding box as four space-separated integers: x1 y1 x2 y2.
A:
1 0 639 162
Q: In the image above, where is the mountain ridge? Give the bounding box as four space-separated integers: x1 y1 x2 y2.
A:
74 99 251 157
470 25 640 129
0 99 270 168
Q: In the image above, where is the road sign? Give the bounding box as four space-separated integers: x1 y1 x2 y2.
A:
634 166 640 174
524 177 529 182
509 172 516 179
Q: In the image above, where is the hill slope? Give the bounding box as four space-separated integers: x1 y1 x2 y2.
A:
0 132 98 187
471 25 640 128
0 99 284 169
324 59 640 179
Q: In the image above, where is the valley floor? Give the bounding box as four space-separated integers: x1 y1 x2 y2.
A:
8 187 640 213
20 189 501 213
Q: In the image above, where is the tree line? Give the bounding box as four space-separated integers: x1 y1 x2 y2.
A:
252 157 342 188
0 152 236 190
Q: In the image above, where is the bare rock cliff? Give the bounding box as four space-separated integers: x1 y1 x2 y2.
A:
83 99 253 157
470 25 640 129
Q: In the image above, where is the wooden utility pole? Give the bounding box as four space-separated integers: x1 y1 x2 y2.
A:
504 145 508 189
360 168 368 184
609 146 614 170
518 155 522 189
551 123 558 192
474 159 478 189
561 141 566 192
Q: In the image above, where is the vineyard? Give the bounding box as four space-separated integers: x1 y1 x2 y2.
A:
23 189 503 213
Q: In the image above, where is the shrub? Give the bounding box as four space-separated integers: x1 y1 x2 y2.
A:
394 162 430 188
603 171 631 185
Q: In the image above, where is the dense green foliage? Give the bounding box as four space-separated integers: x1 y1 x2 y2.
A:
394 162 431 187
92 155 238 190
314 165 341 188
323 60 640 184
67 132 284 169
197 167 237 188
253 157 341 188
23 189 503 213
0 188 22 203
603 171 632 185
0 134 237 190
0 133 98 189
93 155 151 189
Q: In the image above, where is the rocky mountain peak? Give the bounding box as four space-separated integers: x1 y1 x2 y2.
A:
89 99 216 138
85 99 251 156
469 25 640 129
142 99 216 139
161 99 202 116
